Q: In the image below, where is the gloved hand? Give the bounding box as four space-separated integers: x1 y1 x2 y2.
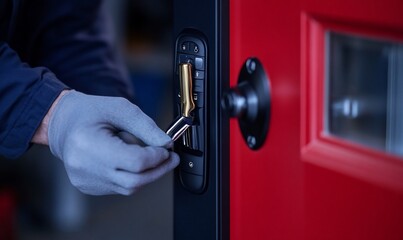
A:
47 90 179 195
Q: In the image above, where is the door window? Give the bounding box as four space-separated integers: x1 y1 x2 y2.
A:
325 32 403 157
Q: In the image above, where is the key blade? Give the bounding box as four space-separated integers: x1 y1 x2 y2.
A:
179 63 196 118
166 116 193 141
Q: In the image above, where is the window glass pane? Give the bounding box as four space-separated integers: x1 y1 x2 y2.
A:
325 32 403 157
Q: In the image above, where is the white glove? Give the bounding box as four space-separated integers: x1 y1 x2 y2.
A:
48 90 179 195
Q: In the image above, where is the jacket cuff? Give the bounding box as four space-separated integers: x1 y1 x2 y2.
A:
0 76 68 158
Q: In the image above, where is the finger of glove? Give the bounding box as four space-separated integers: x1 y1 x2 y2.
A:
66 154 147 196
65 128 169 176
111 151 180 191
105 99 172 148
66 152 154 196
112 184 135 196
65 167 119 196
114 144 170 173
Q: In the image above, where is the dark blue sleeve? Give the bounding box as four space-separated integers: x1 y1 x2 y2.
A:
0 42 68 158
10 0 133 99
0 0 133 158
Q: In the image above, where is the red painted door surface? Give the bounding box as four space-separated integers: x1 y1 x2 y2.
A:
229 0 403 239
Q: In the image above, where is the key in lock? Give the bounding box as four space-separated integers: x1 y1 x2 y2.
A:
166 63 195 144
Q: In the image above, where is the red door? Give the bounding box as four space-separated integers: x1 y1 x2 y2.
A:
230 0 403 239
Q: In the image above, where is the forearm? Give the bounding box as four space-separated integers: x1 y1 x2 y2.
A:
31 90 70 145
0 42 68 158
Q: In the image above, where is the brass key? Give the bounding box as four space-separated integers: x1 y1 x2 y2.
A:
166 63 195 141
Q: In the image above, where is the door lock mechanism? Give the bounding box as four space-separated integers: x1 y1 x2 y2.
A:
222 58 271 150
167 32 207 194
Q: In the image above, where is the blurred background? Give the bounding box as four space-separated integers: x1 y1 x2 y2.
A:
0 0 175 239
